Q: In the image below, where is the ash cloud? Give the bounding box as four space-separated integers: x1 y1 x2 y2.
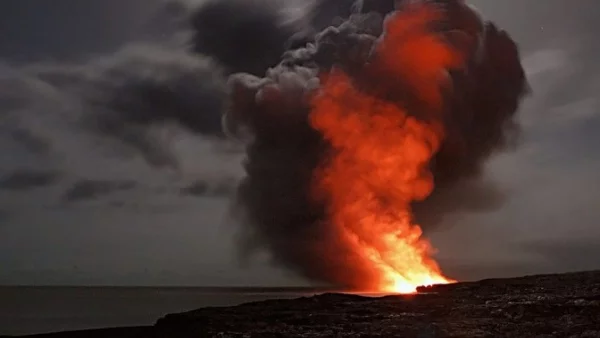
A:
307 0 356 31
187 0 377 76
355 0 396 16
225 0 528 287
189 0 302 76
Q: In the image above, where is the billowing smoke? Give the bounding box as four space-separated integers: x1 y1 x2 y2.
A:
189 0 303 76
225 0 528 287
187 0 373 76
1 0 527 287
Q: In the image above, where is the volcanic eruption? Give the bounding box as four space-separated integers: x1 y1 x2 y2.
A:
224 0 528 293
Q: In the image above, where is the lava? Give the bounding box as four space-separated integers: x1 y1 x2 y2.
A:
309 3 464 293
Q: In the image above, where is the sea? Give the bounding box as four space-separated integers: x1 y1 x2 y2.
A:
0 286 333 336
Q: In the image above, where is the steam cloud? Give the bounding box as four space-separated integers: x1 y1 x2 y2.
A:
224 0 528 287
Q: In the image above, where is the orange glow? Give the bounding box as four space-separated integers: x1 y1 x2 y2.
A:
309 4 465 293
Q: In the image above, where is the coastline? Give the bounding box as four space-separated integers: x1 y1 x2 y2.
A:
7 270 600 337
0 327 148 338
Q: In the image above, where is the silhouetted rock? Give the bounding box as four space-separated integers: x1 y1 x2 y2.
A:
147 270 600 337
12 270 600 337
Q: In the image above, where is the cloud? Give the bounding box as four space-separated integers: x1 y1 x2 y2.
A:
180 181 209 196
13 44 228 169
516 238 600 273
0 1 262 217
414 179 507 233
188 0 305 76
0 0 169 63
522 49 568 77
439 258 550 281
304 0 355 31
62 179 137 202
180 177 237 198
4 127 52 154
0 0 343 175
0 169 61 191
0 209 9 223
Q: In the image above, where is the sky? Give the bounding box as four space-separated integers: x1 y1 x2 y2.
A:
0 0 599 286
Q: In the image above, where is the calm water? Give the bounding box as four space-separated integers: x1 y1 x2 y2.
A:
0 286 331 335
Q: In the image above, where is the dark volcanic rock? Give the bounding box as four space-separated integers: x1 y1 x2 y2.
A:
12 271 600 338
148 271 600 338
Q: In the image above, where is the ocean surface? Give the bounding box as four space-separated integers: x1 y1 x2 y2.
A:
0 286 332 336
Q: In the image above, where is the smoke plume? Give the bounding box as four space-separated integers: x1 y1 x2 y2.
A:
225 0 528 288
189 0 303 76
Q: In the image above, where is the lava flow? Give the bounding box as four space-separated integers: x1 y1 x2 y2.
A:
309 4 465 293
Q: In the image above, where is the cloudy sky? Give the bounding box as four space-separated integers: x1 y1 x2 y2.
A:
0 0 599 286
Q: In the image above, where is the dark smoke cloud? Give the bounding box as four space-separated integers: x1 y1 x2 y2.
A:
307 0 356 31
82 47 226 136
413 179 507 229
62 179 137 202
225 0 528 287
187 0 382 76
5 45 227 168
75 46 227 168
0 169 61 191
189 0 302 76
309 0 400 31
411 2 529 229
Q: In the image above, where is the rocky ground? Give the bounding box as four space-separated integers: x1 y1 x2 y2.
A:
10 270 600 338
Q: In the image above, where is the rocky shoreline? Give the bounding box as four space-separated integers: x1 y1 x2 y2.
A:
8 270 600 337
